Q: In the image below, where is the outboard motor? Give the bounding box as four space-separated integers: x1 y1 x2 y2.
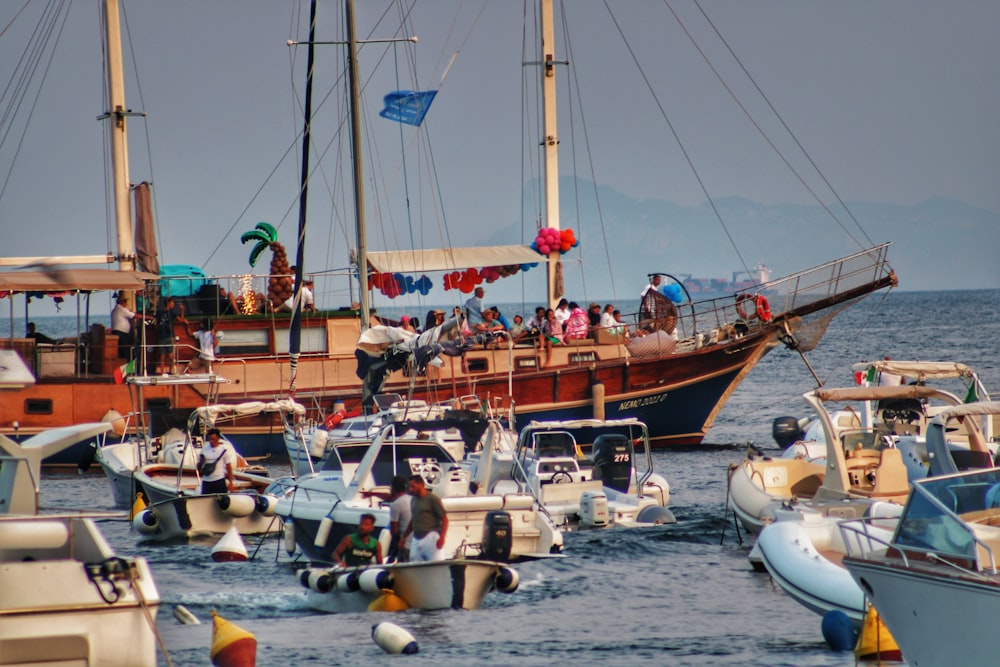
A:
591 434 632 493
579 490 609 527
482 510 513 562
771 416 804 448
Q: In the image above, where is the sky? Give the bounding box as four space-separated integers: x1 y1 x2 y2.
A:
1 1 998 318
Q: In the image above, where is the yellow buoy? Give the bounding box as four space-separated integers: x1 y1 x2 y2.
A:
130 491 147 521
854 603 902 662
368 589 410 613
210 609 257 667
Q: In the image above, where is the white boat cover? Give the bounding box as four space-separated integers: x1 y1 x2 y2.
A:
366 245 546 274
195 400 305 425
852 360 975 380
0 268 158 292
814 385 942 402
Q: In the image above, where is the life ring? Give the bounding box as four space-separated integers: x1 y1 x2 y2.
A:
756 295 772 322
735 293 756 320
324 408 347 430
736 293 771 322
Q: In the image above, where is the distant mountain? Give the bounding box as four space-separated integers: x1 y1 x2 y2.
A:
483 178 1000 295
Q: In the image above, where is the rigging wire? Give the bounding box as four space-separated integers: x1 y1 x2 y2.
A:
601 0 753 282
691 0 876 249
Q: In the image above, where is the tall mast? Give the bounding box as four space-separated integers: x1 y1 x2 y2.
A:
540 0 560 308
103 0 135 275
346 0 370 329
288 0 317 393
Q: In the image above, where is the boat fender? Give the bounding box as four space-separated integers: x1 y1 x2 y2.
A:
132 509 159 535
217 494 256 518
495 566 520 593
309 429 329 459
283 521 296 555
372 622 419 655
314 516 334 548
636 505 676 525
77 441 98 473
254 494 279 516
173 604 201 625
101 408 128 437
299 568 334 593
821 610 857 652
358 568 393 595
336 571 361 593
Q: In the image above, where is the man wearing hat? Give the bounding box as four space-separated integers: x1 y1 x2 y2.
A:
587 302 602 337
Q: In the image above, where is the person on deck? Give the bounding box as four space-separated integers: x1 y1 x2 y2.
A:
333 513 383 568
554 298 570 327
26 322 57 345
388 475 412 563
402 474 448 562
279 280 315 312
599 304 618 332
155 296 186 374
564 301 589 340
464 287 486 329
111 294 150 362
198 428 236 495
185 319 217 374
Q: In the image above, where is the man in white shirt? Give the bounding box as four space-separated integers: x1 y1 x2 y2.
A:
464 287 485 329
279 280 315 312
554 298 570 326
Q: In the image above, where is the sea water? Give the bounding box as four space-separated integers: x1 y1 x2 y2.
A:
35 289 999 666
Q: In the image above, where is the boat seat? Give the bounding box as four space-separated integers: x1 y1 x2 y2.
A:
864 448 909 498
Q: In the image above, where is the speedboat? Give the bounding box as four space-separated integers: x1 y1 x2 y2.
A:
729 380 987 534
127 400 299 540
270 412 563 565
754 397 996 626
296 559 520 612
840 402 1000 667
491 418 674 529
0 386 161 667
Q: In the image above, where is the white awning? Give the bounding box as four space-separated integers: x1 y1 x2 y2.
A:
366 245 546 274
0 269 159 293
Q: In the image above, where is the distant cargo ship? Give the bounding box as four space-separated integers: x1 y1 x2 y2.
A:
677 263 772 299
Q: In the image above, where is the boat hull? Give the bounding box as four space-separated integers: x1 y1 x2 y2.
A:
300 559 516 612
844 557 1000 667
0 516 161 667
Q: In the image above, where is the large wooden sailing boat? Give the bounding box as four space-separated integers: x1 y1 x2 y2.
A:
0 1 895 456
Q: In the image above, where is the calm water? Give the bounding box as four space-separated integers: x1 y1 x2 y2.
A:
36 290 1000 666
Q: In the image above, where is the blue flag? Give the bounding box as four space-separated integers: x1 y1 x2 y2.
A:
379 90 437 127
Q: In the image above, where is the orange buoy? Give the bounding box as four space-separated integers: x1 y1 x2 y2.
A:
210 609 257 667
368 589 410 612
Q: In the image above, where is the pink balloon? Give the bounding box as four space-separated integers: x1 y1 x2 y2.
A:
539 244 550 254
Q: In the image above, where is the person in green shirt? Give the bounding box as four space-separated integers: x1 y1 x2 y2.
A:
333 513 383 568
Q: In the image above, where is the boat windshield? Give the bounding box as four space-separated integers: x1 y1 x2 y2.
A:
894 468 1000 559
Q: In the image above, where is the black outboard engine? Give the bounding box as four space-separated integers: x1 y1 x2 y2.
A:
482 510 513 562
772 416 804 448
591 434 632 493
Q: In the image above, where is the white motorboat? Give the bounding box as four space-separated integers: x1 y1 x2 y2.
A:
840 402 1000 667
270 413 563 565
728 381 986 534
297 559 520 613
126 399 299 539
754 399 996 626
0 364 161 667
284 393 474 478
492 418 674 530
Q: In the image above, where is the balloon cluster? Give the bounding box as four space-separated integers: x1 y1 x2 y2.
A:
531 227 578 255
370 272 433 299
441 264 535 293
662 283 685 304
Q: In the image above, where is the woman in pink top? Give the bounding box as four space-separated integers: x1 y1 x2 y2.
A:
564 301 588 339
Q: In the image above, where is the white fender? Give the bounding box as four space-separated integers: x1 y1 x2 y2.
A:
372 622 418 655
220 494 256 518
336 571 360 593
299 568 334 593
314 516 333 548
254 494 279 516
0 520 68 549
173 604 201 625
132 509 159 535
284 521 296 555
358 568 392 595
309 429 329 459
495 566 519 593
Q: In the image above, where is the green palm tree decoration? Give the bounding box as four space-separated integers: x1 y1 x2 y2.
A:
241 222 292 308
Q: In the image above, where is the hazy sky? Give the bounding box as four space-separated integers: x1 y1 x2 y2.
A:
1 1 997 317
